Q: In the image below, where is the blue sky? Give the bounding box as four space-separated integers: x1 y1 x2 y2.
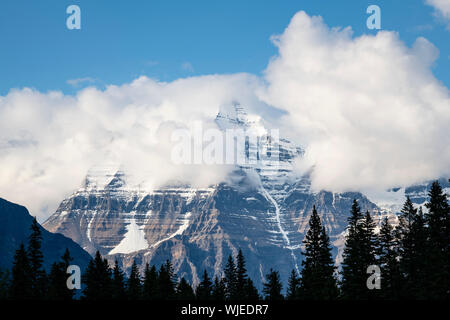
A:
0 0 449 95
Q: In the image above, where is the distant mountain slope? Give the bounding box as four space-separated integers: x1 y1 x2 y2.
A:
0 198 91 271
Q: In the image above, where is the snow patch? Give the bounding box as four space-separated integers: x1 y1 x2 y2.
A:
109 218 149 254
151 212 192 248
260 185 300 274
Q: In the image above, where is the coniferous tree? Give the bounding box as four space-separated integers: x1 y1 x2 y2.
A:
143 263 158 300
341 200 374 299
9 243 33 299
47 262 66 300
127 260 142 300
47 249 74 300
286 269 300 300
176 278 195 300
82 251 112 300
424 181 449 299
28 217 47 299
377 217 401 299
360 211 378 289
211 276 226 300
111 260 126 300
396 197 417 257
244 278 260 300
262 268 283 301
395 196 417 297
157 260 177 299
319 225 339 298
299 206 338 300
235 249 248 299
395 198 429 299
409 206 428 299
224 254 238 300
195 270 213 300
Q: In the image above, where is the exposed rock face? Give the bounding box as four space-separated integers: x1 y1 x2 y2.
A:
43 103 440 288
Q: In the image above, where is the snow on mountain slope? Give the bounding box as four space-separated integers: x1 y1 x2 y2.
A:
109 213 149 254
43 102 438 288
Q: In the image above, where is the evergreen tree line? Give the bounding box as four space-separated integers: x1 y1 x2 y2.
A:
80 248 262 301
337 181 449 300
0 181 448 300
0 217 74 300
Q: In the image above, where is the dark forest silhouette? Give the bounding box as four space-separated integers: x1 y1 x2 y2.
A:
0 181 448 300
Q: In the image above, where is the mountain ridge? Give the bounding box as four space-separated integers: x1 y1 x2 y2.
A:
41 102 446 288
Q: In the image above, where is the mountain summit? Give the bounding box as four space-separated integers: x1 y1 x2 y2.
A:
43 103 418 288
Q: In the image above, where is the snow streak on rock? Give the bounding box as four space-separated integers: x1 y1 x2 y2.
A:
260 185 300 274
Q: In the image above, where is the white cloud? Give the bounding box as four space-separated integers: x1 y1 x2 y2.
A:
67 77 97 87
426 0 450 28
260 11 450 193
0 11 449 221
0 74 262 221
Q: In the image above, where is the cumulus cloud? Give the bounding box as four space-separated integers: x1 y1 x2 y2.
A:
260 11 450 192
1 11 449 220
0 74 263 220
426 0 450 28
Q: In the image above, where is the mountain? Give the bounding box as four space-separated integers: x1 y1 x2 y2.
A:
0 198 91 271
43 102 438 288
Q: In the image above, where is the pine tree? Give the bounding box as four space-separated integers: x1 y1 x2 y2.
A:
235 249 248 299
286 269 300 300
157 260 177 299
211 276 226 300
244 278 260 300
47 249 74 300
424 181 449 299
195 270 213 300
9 243 33 299
397 196 417 257
111 260 126 300
224 254 238 300
61 248 74 299
176 278 195 300
82 251 112 300
127 260 141 300
409 206 428 299
47 262 66 300
377 217 401 299
319 225 339 298
143 263 158 300
341 200 376 299
262 268 283 301
28 217 47 299
395 198 429 299
361 211 378 269
395 196 416 296
299 206 338 300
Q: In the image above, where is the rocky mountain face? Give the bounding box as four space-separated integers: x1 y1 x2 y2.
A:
42 103 443 288
0 198 91 271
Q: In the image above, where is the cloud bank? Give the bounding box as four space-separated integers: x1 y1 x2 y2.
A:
261 11 450 192
0 74 263 220
426 0 450 28
0 11 449 220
